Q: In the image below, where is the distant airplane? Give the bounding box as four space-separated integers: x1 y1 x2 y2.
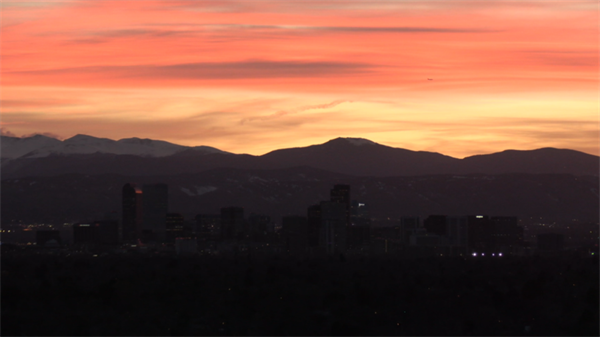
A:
427 78 433 81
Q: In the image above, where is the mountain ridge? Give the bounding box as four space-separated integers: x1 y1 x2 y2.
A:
1 134 598 178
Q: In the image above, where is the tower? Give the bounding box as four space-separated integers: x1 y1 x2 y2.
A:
220 207 244 241
122 183 142 242
142 183 168 242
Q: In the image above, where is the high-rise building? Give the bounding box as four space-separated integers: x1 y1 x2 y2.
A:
467 215 492 253
307 204 322 248
446 216 468 255
122 183 143 242
248 213 271 242
348 200 371 250
142 183 168 242
221 207 244 241
400 216 420 244
195 214 220 241
282 215 308 255
166 213 185 243
490 216 522 253
320 201 347 254
330 184 351 226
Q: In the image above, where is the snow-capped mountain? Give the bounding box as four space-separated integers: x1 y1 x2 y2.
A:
0 134 63 159
0 134 228 160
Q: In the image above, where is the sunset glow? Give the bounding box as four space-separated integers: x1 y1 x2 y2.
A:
1 0 598 157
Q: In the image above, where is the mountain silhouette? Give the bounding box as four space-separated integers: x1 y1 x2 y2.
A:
1 136 597 178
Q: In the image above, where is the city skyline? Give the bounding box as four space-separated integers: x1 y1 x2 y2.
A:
2 0 598 158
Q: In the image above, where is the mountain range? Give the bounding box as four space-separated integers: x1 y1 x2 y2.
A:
1 134 598 178
1 134 598 225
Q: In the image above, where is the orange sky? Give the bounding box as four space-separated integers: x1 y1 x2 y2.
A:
1 0 598 157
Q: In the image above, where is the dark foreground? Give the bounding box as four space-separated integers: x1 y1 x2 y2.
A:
2 252 598 336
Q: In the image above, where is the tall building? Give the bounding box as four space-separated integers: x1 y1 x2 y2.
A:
166 213 185 243
467 215 492 253
348 200 371 250
195 214 220 241
330 184 351 226
400 216 420 245
248 213 271 242
307 204 322 248
446 216 468 255
320 201 347 254
122 183 143 242
282 215 308 255
490 216 522 253
221 207 244 241
142 183 168 242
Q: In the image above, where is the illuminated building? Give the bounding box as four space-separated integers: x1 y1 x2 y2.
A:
195 214 220 241
166 213 185 243
348 200 371 250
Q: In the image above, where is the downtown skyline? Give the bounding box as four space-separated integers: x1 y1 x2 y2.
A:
1 0 598 158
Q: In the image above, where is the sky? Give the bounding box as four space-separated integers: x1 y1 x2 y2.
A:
1 0 598 157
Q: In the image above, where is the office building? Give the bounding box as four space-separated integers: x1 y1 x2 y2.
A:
142 183 168 242
166 213 185 243
248 213 271 242
446 216 468 255
348 200 371 250
307 204 322 248
330 184 351 227
195 214 220 241
221 207 244 241
320 201 347 254
122 183 143 242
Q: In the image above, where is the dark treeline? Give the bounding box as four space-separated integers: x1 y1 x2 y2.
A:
2 252 598 336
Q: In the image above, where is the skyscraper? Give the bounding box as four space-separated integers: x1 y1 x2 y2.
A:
307 204 322 248
166 213 185 243
330 184 351 226
122 183 142 242
221 207 244 241
142 183 168 242
320 201 347 254
349 200 371 250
